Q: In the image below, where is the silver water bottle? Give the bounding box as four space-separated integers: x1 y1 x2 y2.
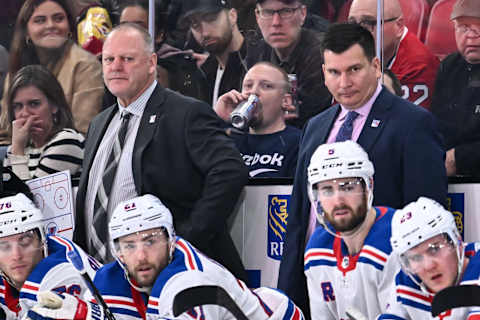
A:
230 94 259 129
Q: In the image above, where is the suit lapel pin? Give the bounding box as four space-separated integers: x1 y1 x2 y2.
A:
371 119 381 128
149 115 156 124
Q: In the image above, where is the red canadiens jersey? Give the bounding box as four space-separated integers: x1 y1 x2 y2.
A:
389 29 440 110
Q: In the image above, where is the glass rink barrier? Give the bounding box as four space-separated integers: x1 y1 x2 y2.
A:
229 177 480 289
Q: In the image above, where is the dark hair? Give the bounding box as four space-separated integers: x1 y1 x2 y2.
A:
321 23 376 61
8 0 76 79
120 0 149 12
119 0 168 32
6 65 75 140
383 69 403 96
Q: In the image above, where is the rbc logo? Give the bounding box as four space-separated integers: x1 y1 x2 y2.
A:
267 195 290 260
447 193 464 238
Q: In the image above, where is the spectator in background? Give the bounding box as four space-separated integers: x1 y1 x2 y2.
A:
119 0 164 46
181 0 248 107
0 46 8 100
247 0 332 129
120 0 149 29
118 0 210 103
383 68 403 96
278 23 447 315
348 0 439 109
3 65 84 182
0 0 104 144
0 1 23 50
431 0 480 177
74 24 248 284
215 62 301 178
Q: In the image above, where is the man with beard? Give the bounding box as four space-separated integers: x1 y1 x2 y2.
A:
278 23 446 316
26 194 305 320
304 141 399 320
214 62 301 178
181 0 249 107
74 23 249 283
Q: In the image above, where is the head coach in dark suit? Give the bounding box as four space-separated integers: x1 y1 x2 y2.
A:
277 23 447 316
74 23 249 282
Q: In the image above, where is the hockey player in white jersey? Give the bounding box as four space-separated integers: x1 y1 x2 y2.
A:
0 193 101 319
378 197 480 320
26 194 304 320
304 141 399 320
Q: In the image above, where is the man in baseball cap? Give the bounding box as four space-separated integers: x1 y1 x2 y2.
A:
182 0 231 18
181 0 248 107
431 0 480 178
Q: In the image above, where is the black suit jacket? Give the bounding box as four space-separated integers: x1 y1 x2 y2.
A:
277 87 448 315
75 85 249 281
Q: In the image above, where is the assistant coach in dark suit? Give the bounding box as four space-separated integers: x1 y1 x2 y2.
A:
278 23 447 316
74 23 249 281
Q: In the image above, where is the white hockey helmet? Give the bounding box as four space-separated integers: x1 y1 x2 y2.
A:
391 197 463 288
0 193 47 270
307 141 375 221
0 193 46 242
109 194 176 253
109 194 176 292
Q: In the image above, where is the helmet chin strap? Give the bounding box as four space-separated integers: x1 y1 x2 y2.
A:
453 240 466 287
0 269 19 291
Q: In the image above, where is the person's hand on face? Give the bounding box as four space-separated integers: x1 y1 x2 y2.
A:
11 116 44 155
215 89 249 122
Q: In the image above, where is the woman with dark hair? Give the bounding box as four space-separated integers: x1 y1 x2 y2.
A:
3 65 84 181
0 0 104 144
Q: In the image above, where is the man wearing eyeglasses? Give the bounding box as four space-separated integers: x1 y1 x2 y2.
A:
431 0 480 178
246 0 332 129
378 197 480 319
304 141 399 320
348 0 439 110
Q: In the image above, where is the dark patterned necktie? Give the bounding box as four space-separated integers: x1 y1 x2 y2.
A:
91 111 131 262
335 111 359 142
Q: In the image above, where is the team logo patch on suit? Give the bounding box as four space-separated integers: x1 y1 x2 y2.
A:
267 195 290 260
447 193 465 238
